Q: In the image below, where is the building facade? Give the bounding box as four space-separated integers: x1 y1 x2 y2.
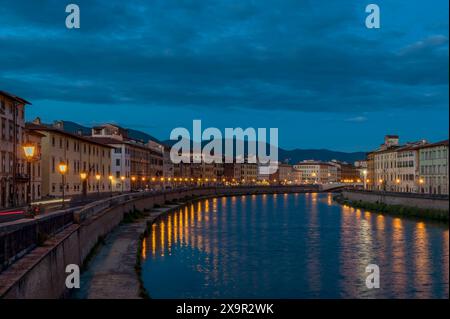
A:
91 124 164 190
293 161 335 184
27 121 112 198
0 91 31 209
418 140 449 195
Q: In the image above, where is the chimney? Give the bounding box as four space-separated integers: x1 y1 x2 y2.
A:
384 135 399 147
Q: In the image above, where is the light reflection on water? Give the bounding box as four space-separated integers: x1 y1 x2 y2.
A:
141 193 449 299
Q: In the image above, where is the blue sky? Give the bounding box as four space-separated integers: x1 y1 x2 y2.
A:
0 0 448 151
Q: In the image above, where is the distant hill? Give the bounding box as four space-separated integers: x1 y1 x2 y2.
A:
49 120 161 144
126 128 161 144
162 139 366 164
278 148 366 164
54 120 92 136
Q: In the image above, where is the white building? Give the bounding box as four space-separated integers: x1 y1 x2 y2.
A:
419 140 449 195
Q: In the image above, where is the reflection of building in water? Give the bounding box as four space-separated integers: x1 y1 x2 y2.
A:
413 222 431 298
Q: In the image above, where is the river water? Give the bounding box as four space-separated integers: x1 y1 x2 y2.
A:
141 193 449 298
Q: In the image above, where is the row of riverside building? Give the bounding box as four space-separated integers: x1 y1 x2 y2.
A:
0 90 363 210
1 90 448 210
366 135 449 195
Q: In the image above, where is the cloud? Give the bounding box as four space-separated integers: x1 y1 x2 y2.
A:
345 116 368 123
0 0 448 114
398 35 449 56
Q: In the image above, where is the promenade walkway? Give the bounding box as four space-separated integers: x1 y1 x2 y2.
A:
72 206 176 299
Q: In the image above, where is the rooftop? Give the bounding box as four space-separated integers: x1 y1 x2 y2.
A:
0 90 32 105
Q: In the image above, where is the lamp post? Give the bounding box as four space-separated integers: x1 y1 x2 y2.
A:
131 176 136 191
120 176 125 193
58 162 67 208
311 172 317 184
362 169 368 190
80 172 87 197
95 174 101 197
22 143 36 205
109 175 113 196
419 177 424 193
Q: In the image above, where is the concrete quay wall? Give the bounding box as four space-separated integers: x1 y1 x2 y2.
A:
342 190 449 211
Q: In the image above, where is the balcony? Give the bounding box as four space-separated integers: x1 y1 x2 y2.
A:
14 173 30 182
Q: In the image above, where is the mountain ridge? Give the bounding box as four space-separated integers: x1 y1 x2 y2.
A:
162 139 366 163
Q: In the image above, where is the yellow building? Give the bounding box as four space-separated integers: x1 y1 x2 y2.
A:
27 120 112 199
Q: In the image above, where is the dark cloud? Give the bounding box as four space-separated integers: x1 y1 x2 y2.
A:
0 0 448 113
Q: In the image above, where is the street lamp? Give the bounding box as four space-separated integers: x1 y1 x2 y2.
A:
109 175 113 196
95 174 101 196
419 177 424 193
362 169 368 190
120 176 125 192
58 162 67 208
80 172 88 197
22 143 36 205
131 176 136 191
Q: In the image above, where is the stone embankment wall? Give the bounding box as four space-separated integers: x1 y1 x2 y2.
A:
342 190 449 211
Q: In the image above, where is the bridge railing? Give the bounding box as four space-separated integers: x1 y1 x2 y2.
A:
0 207 77 273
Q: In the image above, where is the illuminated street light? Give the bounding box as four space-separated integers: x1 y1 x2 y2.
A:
95 174 101 196
121 176 125 192
58 162 67 208
58 162 67 175
80 172 88 197
362 169 368 190
23 144 36 160
22 143 36 205
109 175 114 196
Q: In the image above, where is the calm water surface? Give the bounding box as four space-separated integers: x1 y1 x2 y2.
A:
141 193 449 298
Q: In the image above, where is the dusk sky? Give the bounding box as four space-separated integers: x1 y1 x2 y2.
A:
0 0 448 152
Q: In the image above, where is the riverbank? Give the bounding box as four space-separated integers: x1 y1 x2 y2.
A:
72 205 181 299
334 193 449 222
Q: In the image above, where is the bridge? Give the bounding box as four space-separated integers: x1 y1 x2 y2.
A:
319 182 362 192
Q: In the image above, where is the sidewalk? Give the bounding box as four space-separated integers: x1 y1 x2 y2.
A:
72 207 176 299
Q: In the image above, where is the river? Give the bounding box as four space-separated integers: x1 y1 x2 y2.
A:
141 193 449 298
